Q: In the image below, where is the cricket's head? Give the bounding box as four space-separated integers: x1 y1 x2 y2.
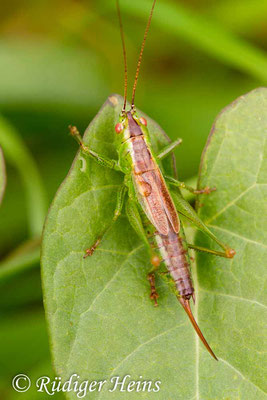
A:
115 110 148 140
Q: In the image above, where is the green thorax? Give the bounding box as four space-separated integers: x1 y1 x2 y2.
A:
116 110 156 173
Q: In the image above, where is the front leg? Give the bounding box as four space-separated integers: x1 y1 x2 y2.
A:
69 125 121 171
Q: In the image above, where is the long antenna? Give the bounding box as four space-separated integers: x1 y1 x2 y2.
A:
116 0 128 113
131 0 157 110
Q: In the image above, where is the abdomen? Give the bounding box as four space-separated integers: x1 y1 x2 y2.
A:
155 223 194 300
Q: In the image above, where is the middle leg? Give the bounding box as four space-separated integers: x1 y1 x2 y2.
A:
165 175 216 195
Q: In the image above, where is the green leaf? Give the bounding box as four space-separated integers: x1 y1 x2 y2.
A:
0 115 47 237
0 146 6 205
41 92 266 399
195 87 267 397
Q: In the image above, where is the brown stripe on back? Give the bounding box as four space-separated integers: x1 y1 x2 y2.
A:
131 137 155 174
127 111 179 235
127 111 143 137
155 169 180 233
134 170 169 235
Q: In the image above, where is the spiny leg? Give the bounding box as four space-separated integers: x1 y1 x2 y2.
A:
165 175 216 195
69 125 121 171
170 189 235 258
125 198 161 305
84 185 127 258
147 273 159 307
147 251 163 307
157 139 182 160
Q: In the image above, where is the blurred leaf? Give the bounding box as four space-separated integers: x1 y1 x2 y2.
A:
0 40 108 113
0 238 42 312
210 0 267 34
104 0 267 82
0 146 6 205
0 311 49 376
195 87 267 397
142 70 257 180
0 310 64 400
0 115 47 237
42 92 266 398
0 239 40 282
0 268 42 312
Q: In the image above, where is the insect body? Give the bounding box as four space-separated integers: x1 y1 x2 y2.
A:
69 0 235 360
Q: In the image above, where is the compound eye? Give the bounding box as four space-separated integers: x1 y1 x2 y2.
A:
115 122 124 134
139 117 147 126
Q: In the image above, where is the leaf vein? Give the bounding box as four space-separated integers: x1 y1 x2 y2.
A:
208 225 267 249
219 358 266 396
65 244 144 370
206 184 256 224
80 244 144 318
98 322 187 400
200 288 266 309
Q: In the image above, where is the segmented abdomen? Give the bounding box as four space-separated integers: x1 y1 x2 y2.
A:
155 224 194 300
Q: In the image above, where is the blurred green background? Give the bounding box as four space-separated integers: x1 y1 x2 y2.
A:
0 0 266 398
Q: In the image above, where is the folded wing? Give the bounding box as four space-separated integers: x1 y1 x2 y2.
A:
133 166 180 236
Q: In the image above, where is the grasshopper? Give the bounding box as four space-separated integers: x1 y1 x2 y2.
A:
69 0 235 360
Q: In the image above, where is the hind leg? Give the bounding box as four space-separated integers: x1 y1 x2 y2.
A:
147 273 159 307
